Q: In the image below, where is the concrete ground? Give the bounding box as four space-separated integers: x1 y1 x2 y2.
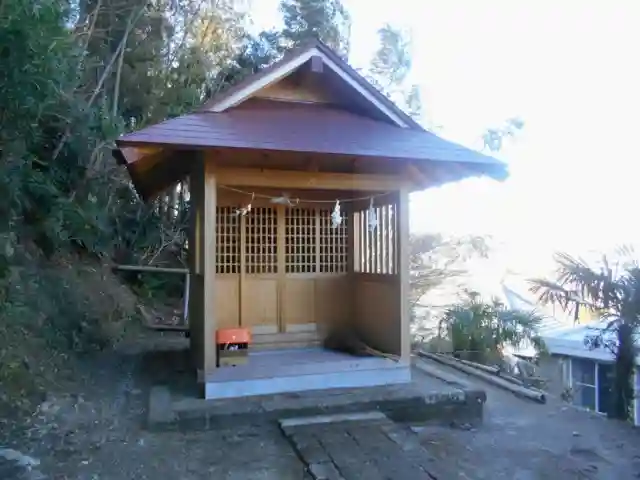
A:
3 342 640 479
413 358 640 479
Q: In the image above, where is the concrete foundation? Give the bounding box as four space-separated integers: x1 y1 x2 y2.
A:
147 364 486 431
204 348 411 400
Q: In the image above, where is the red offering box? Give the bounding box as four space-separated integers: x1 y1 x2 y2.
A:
216 328 251 346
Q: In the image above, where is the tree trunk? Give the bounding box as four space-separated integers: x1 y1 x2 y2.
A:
611 322 634 420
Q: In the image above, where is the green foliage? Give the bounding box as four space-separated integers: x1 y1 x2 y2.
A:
280 0 351 57
0 0 426 417
530 248 640 420
0 261 138 414
367 24 422 120
439 291 545 363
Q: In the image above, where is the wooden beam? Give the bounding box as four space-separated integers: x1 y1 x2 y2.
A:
113 264 189 274
309 55 324 74
203 160 218 377
404 162 430 189
213 167 409 191
306 158 320 172
397 187 411 363
297 55 326 98
188 157 205 375
115 146 163 166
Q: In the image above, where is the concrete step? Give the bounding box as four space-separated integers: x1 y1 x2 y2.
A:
147 371 486 431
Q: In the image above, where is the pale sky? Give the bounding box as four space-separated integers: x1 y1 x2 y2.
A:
248 1 640 274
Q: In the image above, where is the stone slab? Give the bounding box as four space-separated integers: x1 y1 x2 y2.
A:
280 411 387 429
147 386 176 425
281 412 464 480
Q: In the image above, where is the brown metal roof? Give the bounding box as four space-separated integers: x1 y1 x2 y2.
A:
117 100 506 179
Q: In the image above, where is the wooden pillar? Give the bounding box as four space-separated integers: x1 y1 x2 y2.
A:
188 159 204 374
202 159 218 378
397 186 411 364
188 155 218 391
276 205 286 333
347 203 355 274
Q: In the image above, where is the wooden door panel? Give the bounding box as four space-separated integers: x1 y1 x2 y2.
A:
243 278 278 334
282 278 316 332
214 276 240 329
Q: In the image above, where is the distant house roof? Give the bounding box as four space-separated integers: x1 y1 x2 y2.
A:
500 278 574 358
540 321 640 363
501 284 570 335
114 40 508 201
500 277 640 361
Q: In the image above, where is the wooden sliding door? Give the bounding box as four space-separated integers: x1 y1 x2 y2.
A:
215 205 351 337
242 207 279 334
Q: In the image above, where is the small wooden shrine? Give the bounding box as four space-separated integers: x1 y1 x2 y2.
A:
113 40 507 399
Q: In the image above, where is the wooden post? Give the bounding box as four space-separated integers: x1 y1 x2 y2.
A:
398 187 411 364
183 272 190 324
346 205 355 274
239 214 246 327
203 159 218 379
188 157 205 375
276 205 286 333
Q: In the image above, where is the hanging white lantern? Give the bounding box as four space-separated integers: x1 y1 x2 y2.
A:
367 198 378 232
331 200 342 227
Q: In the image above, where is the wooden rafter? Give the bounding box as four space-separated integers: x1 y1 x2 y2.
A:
213 167 410 191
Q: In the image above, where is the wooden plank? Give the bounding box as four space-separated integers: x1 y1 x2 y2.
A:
254 76 333 104
215 276 240 329
384 205 392 274
239 214 246 327
243 278 278 330
310 55 324 74
277 205 286 333
366 211 372 273
398 187 411 362
188 157 205 373
315 207 321 273
315 276 352 328
381 206 388 274
282 279 315 331
372 208 379 274
404 162 430 189
213 167 409 192
203 159 218 375
113 264 189 274
117 146 163 166
347 208 355 273
359 210 365 273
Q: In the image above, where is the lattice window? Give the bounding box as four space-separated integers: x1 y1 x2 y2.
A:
319 209 348 273
285 208 316 273
245 207 277 274
215 207 240 274
354 204 396 274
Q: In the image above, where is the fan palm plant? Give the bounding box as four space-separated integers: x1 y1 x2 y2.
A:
438 290 545 364
529 249 640 420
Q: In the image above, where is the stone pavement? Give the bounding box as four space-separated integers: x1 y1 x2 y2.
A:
279 412 465 480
